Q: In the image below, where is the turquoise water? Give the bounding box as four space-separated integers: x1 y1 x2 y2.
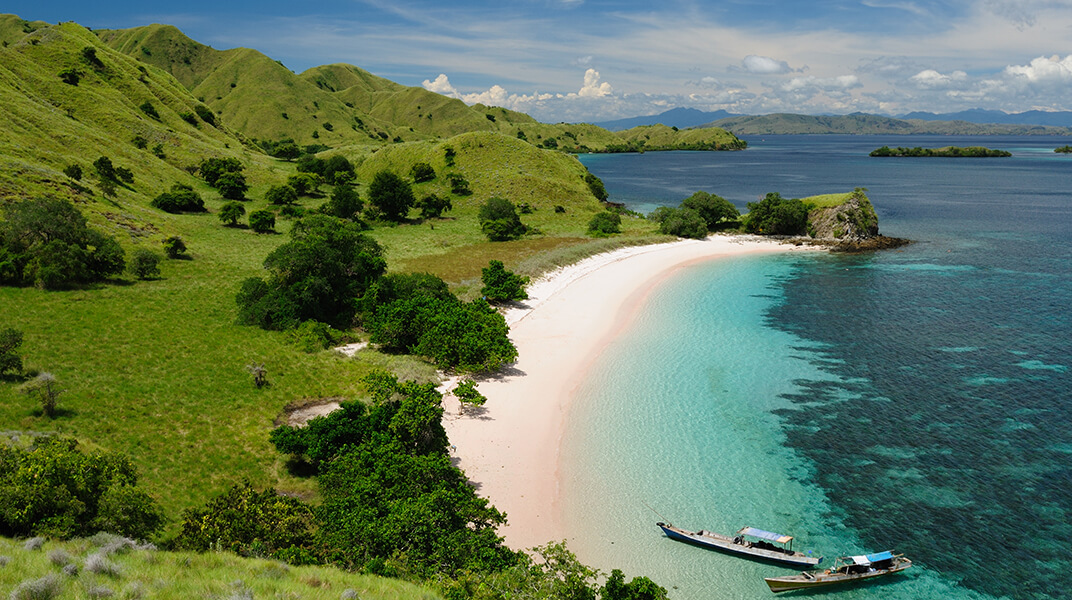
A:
566 137 1072 599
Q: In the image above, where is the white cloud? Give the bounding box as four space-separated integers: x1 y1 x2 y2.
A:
780 75 861 93
742 55 792 74
422 73 458 95
577 68 613 97
1003 54 1072 82
909 69 969 89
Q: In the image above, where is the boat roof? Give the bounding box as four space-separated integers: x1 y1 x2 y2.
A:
738 527 793 544
846 551 894 565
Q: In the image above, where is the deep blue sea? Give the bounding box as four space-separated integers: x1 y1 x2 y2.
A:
567 136 1072 600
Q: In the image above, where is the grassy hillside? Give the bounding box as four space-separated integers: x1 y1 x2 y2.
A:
0 536 442 600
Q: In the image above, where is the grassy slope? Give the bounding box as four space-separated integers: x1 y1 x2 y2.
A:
0 17 661 524
0 537 442 600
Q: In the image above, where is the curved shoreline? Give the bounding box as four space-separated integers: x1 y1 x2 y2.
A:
441 234 819 550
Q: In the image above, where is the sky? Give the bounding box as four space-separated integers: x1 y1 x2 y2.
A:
7 1 1072 123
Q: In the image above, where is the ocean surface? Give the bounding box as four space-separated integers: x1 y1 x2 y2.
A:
567 136 1072 600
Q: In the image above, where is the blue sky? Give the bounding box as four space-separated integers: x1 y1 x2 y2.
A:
8 1 1072 122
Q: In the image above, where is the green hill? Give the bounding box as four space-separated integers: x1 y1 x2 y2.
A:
708 112 1072 135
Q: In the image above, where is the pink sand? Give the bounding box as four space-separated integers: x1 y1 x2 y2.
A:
441 235 814 550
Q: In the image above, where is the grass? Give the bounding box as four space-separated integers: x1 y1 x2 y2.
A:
0 535 443 599
801 192 854 208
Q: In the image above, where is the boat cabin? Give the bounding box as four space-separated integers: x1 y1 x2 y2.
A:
836 551 896 574
735 526 797 554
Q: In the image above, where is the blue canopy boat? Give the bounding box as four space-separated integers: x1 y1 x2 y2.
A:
764 550 912 593
656 522 823 568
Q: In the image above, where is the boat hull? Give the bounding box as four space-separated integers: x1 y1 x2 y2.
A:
764 558 912 593
657 523 822 568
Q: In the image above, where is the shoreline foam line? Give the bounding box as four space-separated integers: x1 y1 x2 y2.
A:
441 234 818 550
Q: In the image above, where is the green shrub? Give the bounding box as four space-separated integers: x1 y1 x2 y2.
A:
743 192 809 235
179 111 198 126
320 184 363 220
368 170 415 221
58 68 81 85
587 211 622 237
448 173 471 195
198 157 243 187
162 236 187 259
0 437 164 539
62 164 82 180
248 210 276 233
585 172 608 201
215 171 248 200
454 379 486 411
410 162 435 183
681 190 739 230
193 103 216 126
478 197 526 241
9 574 63 600
286 320 338 352
139 101 159 119
218 201 246 226
481 260 528 302
265 184 298 205
128 249 160 280
649 206 707 239
416 193 451 219
0 328 24 378
150 184 205 213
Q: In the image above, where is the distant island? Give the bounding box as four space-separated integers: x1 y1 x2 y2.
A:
706 113 1072 136
870 146 1011 158
1056 146 1072 153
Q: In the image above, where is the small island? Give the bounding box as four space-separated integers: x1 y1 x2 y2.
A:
870 145 1011 157
1056 145 1072 153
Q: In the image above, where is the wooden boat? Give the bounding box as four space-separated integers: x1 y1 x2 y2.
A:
656 522 823 568
764 551 911 593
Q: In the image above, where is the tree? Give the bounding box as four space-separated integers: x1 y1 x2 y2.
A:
93 156 116 181
286 173 320 196
481 260 529 302
162 236 187 259
322 155 354 184
215 171 248 200
150 183 205 213
198 157 243 187
649 206 707 239
479 197 526 241
410 162 435 183
585 172 609 201
368 170 415 221
58 68 81 85
448 173 471 195
321 184 364 220
218 201 246 226
139 100 159 120
236 215 386 330
265 184 298 206
0 198 125 289
0 328 23 378
454 378 486 413
173 482 316 563
62 164 82 180
744 192 809 235
416 194 451 219
249 210 276 233
129 249 160 280
0 437 164 540
681 190 739 230
20 372 62 417
588 211 622 237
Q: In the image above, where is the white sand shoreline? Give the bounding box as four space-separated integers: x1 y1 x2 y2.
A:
441 234 819 551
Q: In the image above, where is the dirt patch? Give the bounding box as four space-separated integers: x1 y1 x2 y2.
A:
275 397 344 427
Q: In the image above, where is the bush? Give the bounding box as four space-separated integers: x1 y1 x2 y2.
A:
320 184 363 220
585 172 608 201
173 482 317 562
587 211 622 236
236 215 386 330
62 164 82 180
744 192 809 235
416 194 451 219
454 378 486 411
128 249 160 280
286 320 337 352
448 173 471 195
218 201 246 226
0 328 24 378
368 170 415 221
481 260 528 302
179 111 198 126
681 190 740 230
410 162 435 183
58 68 81 85
0 198 125 289
249 210 276 233
162 236 187 259
93 156 116 181
194 104 216 126
215 171 248 200
139 101 159 119
286 173 320 196
198 157 243 187
0 437 164 539
649 206 707 239
265 184 298 206
9 574 63 600
150 184 205 213
478 197 526 241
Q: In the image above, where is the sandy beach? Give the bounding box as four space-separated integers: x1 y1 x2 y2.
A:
441 235 816 550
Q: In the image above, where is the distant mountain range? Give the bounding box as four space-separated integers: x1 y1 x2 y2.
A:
593 107 1072 134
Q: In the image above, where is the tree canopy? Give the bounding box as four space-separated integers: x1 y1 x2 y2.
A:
368 170 415 221
236 215 386 329
681 191 739 230
744 192 809 235
0 197 125 289
479 197 526 241
481 260 529 302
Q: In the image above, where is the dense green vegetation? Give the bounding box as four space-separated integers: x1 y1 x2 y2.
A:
742 192 809 235
646 190 740 238
1056 145 1072 153
709 112 1072 135
869 145 1011 157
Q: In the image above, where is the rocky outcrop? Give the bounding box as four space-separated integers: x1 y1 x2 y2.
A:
808 190 879 242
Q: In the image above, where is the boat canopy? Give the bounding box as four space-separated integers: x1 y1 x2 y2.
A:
847 551 894 565
738 527 794 545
